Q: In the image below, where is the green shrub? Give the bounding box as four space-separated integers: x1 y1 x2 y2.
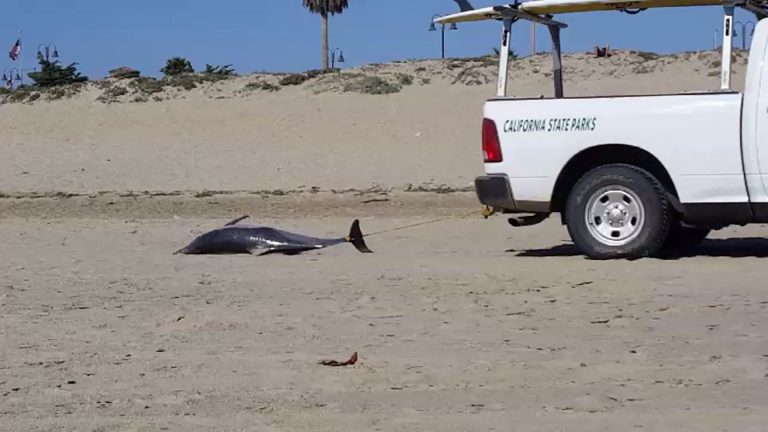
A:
279 73 309 86
396 73 414 86
130 77 165 95
164 74 200 90
343 76 401 95
0 85 60 103
4 86 41 103
203 64 235 76
164 72 229 89
97 86 129 103
244 81 281 92
161 57 194 76
305 68 339 79
632 64 654 74
46 86 68 100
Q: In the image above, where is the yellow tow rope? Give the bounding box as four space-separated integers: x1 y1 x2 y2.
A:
362 207 492 239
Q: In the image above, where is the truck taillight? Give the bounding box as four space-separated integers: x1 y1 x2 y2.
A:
482 118 503 163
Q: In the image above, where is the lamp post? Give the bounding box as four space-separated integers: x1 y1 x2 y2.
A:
330 48 345 69
37 43 59 62
2 68 22 89
734 21 756 50
429 14 458 59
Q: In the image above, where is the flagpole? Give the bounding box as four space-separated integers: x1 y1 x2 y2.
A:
18 30 23 86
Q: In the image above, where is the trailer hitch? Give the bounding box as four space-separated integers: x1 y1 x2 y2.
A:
481 205 496 219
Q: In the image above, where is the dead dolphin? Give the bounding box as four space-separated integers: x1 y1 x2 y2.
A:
174 216 372 256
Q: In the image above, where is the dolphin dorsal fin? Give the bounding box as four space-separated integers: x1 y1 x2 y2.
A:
225 215 250 226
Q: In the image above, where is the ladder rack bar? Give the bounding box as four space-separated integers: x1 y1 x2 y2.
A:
721 4 735 90
497 18 515 97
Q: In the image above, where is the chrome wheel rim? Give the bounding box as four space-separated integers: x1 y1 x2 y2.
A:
585 186 645 246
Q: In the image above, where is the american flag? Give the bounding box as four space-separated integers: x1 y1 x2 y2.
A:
9 38 21 61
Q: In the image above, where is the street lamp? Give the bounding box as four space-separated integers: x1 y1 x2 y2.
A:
2 68 22 89
37 43 59 62
429 14 458 59
330 48 345 69
734 21 756 50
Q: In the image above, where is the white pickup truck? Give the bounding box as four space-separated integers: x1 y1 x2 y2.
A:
436 0 768 259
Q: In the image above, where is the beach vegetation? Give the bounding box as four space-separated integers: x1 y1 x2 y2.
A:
161 57 194 76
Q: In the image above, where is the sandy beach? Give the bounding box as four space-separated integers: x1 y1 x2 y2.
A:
2 50 767 431
3 216 768 431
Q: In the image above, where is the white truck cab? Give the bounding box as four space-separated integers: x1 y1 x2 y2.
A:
436 0 768 259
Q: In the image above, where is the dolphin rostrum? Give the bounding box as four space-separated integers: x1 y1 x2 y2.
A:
174 216 372 256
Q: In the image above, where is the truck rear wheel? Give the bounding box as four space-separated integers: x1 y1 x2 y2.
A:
564 164 672 259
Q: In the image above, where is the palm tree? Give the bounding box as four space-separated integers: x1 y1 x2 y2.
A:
302 0 349 69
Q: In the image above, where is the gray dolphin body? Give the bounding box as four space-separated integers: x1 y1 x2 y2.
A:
174 216 372 256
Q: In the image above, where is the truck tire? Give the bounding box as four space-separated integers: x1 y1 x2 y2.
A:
664 222 710 249
564 164 672 259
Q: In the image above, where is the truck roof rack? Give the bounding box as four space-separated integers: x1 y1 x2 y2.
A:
435 0 766 98
744 0 768 17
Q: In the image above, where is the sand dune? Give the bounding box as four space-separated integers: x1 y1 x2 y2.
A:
0 50 748 199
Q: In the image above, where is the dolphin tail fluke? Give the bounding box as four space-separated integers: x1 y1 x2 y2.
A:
454 0 475 12
347 219 373 253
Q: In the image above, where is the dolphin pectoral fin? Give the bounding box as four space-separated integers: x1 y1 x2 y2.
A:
225 215 250 226
347 219 373 253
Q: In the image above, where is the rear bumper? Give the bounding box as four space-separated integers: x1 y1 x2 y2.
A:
475 174 550 214
474 175 517 210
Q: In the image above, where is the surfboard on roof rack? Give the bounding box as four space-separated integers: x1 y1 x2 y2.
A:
434 0 767 98
434 5 568 26
522 0 728 14
435 0 767 24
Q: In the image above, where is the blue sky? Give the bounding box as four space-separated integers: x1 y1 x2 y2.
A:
0 0 759 79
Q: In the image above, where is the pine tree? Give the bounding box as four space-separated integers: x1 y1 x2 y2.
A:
28 59 88 87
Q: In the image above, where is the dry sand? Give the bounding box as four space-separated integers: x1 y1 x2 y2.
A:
3 217 768 431
2 50 767 431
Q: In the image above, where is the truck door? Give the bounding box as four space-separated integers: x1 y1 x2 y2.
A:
760 50 767 189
